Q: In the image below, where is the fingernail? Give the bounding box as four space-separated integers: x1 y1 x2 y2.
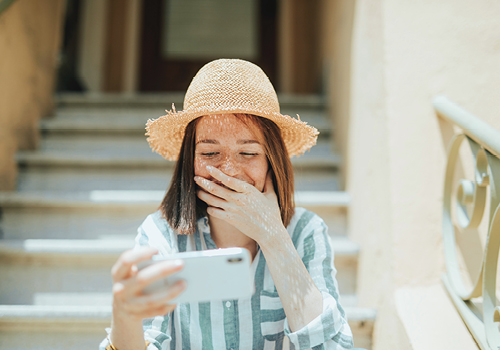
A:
194 176 201 182
173 259 184 267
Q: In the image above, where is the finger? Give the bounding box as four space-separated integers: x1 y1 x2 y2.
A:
114 259 183 300
130 264 139 278
127 259 184 296
124 302 177 320
150 303 177 317
112 246 158 282
206 206 238 223
194 176 238 201
206 166 250 193
197 189 229 209
129 280 187 310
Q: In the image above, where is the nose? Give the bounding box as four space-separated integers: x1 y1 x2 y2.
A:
217 156 241 177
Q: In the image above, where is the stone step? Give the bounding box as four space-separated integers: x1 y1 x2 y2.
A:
0 235 358 304
15 135 340 192
42 106 332 137
1 292 360 308
55 93 326 110
347 307 377 350
50 93 332 137
15 137 341 192
0 305 375 350
17 135 340 170
0 191 350 239
0 190 350 208
16 167 340 192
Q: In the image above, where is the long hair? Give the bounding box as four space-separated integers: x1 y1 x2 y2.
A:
161 115 295 235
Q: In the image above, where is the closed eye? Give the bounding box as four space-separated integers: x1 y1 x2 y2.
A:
202 152 219 156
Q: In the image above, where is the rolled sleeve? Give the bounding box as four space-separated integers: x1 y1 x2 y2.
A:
285 212 354 349
98 325 170 350
143 315 172 350
284 293 353 350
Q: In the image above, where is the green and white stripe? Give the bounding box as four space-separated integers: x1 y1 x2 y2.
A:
101 208 353 350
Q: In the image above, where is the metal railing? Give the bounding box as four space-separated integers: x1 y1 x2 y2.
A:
435 95 500 350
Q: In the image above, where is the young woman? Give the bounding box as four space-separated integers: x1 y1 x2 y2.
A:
100 59 353 350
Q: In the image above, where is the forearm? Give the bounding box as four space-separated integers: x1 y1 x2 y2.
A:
259 228 323 332
109 308 146 350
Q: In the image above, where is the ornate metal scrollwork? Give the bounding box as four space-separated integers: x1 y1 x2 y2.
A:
442 133 500 349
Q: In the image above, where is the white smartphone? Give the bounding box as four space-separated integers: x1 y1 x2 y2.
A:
137 247 254 303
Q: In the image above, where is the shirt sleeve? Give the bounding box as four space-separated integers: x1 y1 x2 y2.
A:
136 214 175 350
284 213 354 350
99 213 175 350
98 325 170 350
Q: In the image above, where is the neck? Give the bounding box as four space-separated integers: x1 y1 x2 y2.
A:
208 215 258 260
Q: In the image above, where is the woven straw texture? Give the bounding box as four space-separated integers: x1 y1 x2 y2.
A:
146 59 319 161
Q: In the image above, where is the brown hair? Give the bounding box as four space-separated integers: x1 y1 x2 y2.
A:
161 114 295 235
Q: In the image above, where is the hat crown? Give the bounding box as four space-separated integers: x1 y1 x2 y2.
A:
183 59 280 114
146 58 318 161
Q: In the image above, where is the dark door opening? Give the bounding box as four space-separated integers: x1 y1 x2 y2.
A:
139 0 277 92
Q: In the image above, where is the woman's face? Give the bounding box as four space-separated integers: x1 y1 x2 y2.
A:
194 114 269 192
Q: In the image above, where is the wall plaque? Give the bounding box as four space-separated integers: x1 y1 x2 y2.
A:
163 0 258 60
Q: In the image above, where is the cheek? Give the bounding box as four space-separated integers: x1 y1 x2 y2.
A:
247 160 268 189
194 158 210 177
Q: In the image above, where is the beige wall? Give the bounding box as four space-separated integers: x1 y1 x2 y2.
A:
346 0 500 348
0 0 65 190
322 0 356 189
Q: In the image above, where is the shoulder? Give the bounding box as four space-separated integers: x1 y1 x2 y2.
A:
286 207 328 245
136 210 178 255
139 210 172 236
287 207 326 233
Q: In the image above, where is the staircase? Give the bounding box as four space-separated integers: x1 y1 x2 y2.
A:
0 94 376 349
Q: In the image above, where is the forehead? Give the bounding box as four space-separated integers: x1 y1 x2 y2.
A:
195 114 263 140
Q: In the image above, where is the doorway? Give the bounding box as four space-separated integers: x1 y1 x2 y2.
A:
139 0 278 92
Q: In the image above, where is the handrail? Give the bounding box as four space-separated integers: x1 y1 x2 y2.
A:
436 96 500 350
0 0 16 16
434 95 500 158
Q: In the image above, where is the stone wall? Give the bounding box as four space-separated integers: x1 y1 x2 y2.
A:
346 0 500 348
0 0 65 190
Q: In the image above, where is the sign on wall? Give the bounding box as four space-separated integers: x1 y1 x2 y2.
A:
163 0 258 60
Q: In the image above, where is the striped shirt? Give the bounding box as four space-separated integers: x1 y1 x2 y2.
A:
100 207 353 350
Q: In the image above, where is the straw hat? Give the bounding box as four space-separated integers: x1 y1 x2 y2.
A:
146 59 319 161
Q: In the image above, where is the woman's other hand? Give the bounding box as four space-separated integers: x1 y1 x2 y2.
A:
195 165 286 245
111 246 186 321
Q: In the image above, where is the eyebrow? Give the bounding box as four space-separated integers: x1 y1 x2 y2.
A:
196 139 261 145
196 139 218 145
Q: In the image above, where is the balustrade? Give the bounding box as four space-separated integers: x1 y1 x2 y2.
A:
435 95 500 349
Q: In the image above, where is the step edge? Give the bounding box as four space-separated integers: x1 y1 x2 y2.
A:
0 191 351 208
55 93 326 108
15 153 341 168
0 305 374 321
0 236 356 254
